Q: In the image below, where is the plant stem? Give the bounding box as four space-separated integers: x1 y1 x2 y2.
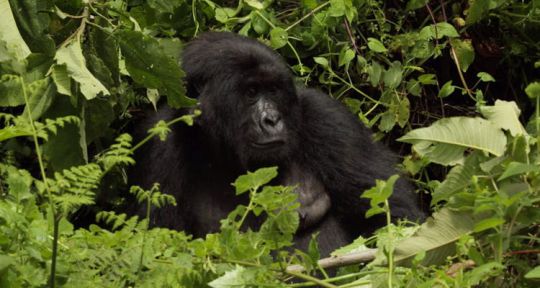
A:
50 217 60 288
286 270 339 288
237 189 256 230
285 2 331 32
385 200 394 288
137 191 152 277
20 76 58 288
130 114 197 152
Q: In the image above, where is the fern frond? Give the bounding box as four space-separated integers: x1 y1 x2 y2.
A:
49 163 102 215
97 133 135 170
96 211 138 231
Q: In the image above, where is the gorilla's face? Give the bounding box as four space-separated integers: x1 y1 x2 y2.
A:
237 69 301 167
182 32 301 168
198 61 300 168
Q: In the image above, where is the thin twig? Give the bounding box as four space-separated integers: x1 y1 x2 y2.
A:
343 19 360 54
286 249 377 273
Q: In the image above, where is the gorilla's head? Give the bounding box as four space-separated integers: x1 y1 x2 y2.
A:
182 32 301 168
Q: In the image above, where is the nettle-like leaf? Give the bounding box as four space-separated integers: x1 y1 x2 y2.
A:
233 166 278 194
269 27 288 49
525 82 540 100
398 117 506 166
419 22 459 40
367 37 387 53
361 175 399 218
55 40 110 100
497 162 540 181
466 0 504 25
451 38 475 72
116 30 196 108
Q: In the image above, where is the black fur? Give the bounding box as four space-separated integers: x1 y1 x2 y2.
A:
130 32 424 256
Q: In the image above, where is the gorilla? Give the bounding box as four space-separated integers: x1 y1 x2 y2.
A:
130 32 424 256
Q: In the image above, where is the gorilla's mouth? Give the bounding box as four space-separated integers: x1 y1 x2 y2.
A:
250 139 285 149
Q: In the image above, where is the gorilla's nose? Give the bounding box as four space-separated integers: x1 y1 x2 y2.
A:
260 110 283 133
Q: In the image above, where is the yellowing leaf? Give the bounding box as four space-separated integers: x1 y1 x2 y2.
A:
55 41 110 100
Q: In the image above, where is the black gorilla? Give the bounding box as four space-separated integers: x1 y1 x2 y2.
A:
131 32 424 255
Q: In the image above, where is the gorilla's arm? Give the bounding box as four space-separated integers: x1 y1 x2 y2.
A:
297 88 425 226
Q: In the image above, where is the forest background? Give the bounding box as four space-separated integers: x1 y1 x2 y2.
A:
0 0 539 287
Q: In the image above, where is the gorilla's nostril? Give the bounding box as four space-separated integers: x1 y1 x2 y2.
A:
261 112 282 130
264 116 280 126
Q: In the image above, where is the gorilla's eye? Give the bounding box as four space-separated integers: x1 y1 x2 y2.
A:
246 87 258 98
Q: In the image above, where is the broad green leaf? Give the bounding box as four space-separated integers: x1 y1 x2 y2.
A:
368 61 383 87
477 72 495 82
398 117 507 165
432 153 482 204
418 73 437 85
55 40 110 100
233 166 278 194
51 64 72 96
302 0 318 9
245 0 264 10
406 0 428 10
525 266 540 279
466 0 500 24
525 82 540 100
215 8 237 23
328 0 346 17
451 39 475 72
85 99 115 144
251 12 269 34
383 61 403 89
24 77 55 120
498 162 540 181
480 100 526 136
378 110 396 132
85 24 119 88
473 217 504 232
367 37 387 53
116 30 195 108
397 97 410 127
467 263 505 286
42 96 85 171
338 48 355 67
0 0 30 59
208 266 252 288
313 56 329 68
419 22 459 40
390 208 475 265
406 80 421 96
270 27 288 49
147 0 183 13
438 80 455 98
7 0 55 55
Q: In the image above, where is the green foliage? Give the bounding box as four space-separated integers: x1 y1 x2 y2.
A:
1 0 539 286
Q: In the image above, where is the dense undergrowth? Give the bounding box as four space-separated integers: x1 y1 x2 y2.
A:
0 0 539 287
